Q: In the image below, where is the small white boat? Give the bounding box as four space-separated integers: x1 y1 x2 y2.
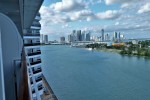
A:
86 48 93 51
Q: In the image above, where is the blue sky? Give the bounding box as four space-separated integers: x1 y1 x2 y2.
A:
40 0 150 40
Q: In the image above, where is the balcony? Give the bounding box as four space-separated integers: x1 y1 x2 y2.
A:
30 59 41 65
33 68 42 74
35 16 41 20
32 89 35 94
38 85 43 91
36 77 42 82
28 51 41 56
31 26 41 30
24 33 40 36
30 77 33 84
32 24 41 27
24 46 40 49
31 80 33 84
24 43 40 46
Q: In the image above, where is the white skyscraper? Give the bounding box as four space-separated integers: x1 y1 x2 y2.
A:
86 32 91 41
68 34 73 42
101 29 104 41
44 35 48 44
40 34 44 43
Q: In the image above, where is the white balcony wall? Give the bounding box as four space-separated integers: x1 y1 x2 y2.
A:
24 38 40 44
31 26 41 30
0 13 23 100
27 48 40 53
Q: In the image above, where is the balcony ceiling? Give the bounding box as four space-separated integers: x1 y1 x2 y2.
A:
0 0 43 35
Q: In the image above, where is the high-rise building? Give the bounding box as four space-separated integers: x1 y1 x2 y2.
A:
101 29 104 41
114 32 117 39
77 30 82 41
40 34 44 43
73 30 76 34
60 36 65 43
118 32 121 39
92 36 99 41
86 32 91 41
44 35 48 44
72 30 77 42
105 34 109 41
81 31 85 41
68 34 73 42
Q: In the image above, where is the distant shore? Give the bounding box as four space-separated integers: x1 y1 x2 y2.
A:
90 48 150 59
95 48 121 53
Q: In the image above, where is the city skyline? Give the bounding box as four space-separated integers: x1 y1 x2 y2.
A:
39 0 150 40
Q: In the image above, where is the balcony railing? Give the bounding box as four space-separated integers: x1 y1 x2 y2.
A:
31 24 41 27
28 51 41 56
24 43 40 46
31 81 33 84
24 33 40 36
30 59 41 65
36 77 42 82
33 68 42 74
32 89 35 94
38 85 43 90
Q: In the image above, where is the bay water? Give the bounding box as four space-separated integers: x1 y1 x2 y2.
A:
41 45 150 100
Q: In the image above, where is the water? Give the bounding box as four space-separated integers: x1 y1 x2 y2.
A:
41 45 150 100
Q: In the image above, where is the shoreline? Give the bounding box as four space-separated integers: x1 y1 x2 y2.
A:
87 47 150 59
119 53 150 59
95 48 121 53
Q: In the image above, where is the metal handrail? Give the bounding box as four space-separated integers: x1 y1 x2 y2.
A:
24 34 40 36
25 50 41 100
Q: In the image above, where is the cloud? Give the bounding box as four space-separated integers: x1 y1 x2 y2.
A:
68 9 95 21
96 10 121 20
50 0 86 12
62 24 72 28
138 3 150 14
104 0 143 9
68 9 121 21
40 6 72 24
104 0 135 5
115 22 119 25
40 4 121 26
121 3 131 8
83 0 102 5
39 0 150 40
79 10 150 35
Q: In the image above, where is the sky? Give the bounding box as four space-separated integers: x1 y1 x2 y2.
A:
39 0 150 41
